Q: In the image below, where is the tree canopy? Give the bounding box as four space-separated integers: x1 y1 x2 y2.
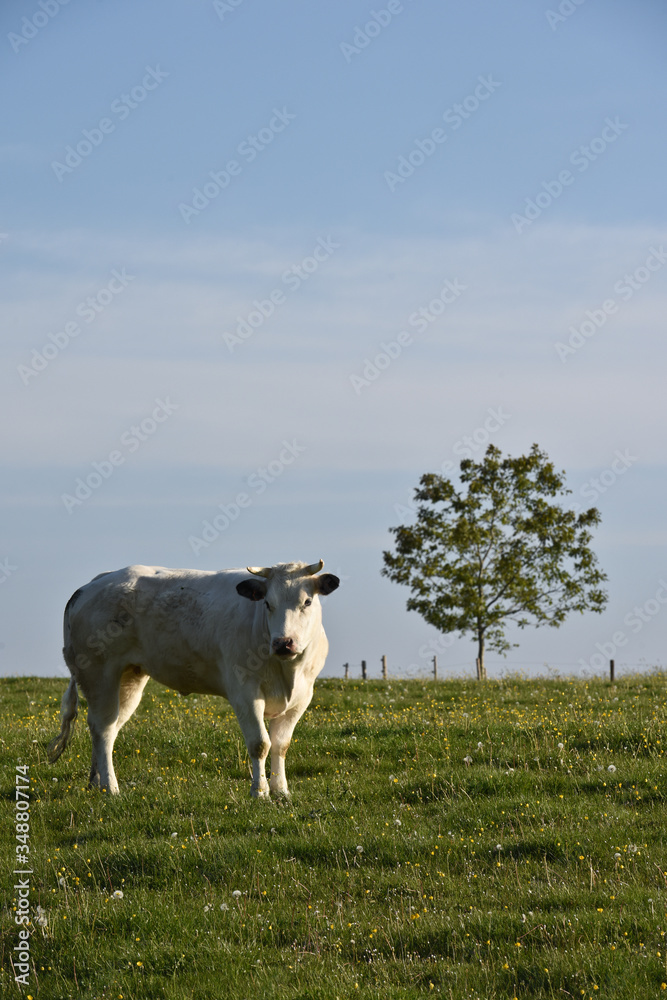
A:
382 444 608 677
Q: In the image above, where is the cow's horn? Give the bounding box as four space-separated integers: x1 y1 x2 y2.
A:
246 566 272 578
305 559 324 575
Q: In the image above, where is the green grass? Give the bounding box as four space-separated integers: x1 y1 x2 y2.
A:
2 672 667 999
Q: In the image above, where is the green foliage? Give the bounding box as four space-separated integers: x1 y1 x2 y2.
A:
383 444 608 666
2 673 667 999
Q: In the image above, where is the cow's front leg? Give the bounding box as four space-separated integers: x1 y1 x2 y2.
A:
251 760 270 798
268 707 305 799
235 700 271 799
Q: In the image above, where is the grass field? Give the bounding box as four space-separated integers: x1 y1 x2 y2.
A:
2 672 667 1000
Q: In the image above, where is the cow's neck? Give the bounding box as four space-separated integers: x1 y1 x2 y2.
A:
259 652 304 708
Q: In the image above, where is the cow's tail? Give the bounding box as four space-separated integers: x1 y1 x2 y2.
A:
48 588 83 763
47 677 79 763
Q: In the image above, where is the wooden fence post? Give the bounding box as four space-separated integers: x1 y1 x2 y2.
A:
610 658 615 683
432 655 438 680
361 659 367 680
344 662 349 680
381 655 387 680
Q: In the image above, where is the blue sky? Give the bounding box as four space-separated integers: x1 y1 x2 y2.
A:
2 0 667 681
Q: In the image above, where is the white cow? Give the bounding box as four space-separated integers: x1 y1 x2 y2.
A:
48 559 339 798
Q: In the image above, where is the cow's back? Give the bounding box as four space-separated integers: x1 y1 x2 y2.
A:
66 565 256 695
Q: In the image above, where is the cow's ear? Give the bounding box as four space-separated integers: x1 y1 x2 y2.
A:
315 573 339 596
236 579 267 601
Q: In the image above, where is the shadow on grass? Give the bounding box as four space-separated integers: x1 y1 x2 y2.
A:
504 838 567 862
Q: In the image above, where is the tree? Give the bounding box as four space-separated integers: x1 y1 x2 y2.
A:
382 444 607 678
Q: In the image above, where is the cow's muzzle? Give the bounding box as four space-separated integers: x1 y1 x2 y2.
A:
272 637 296 658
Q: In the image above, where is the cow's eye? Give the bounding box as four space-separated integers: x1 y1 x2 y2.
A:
303 599 312 608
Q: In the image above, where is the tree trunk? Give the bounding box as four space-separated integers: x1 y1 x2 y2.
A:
477 633 486 681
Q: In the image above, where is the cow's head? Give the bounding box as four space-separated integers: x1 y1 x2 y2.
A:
236 559 340 659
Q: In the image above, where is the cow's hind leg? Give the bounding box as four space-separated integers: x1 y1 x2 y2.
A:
116 666 149 733
86 668 148 791
81 674 123 795
88 713 121 794
89 744 101 789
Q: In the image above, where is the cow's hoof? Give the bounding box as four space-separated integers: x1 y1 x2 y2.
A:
251 786 271 800
270 787 291 802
